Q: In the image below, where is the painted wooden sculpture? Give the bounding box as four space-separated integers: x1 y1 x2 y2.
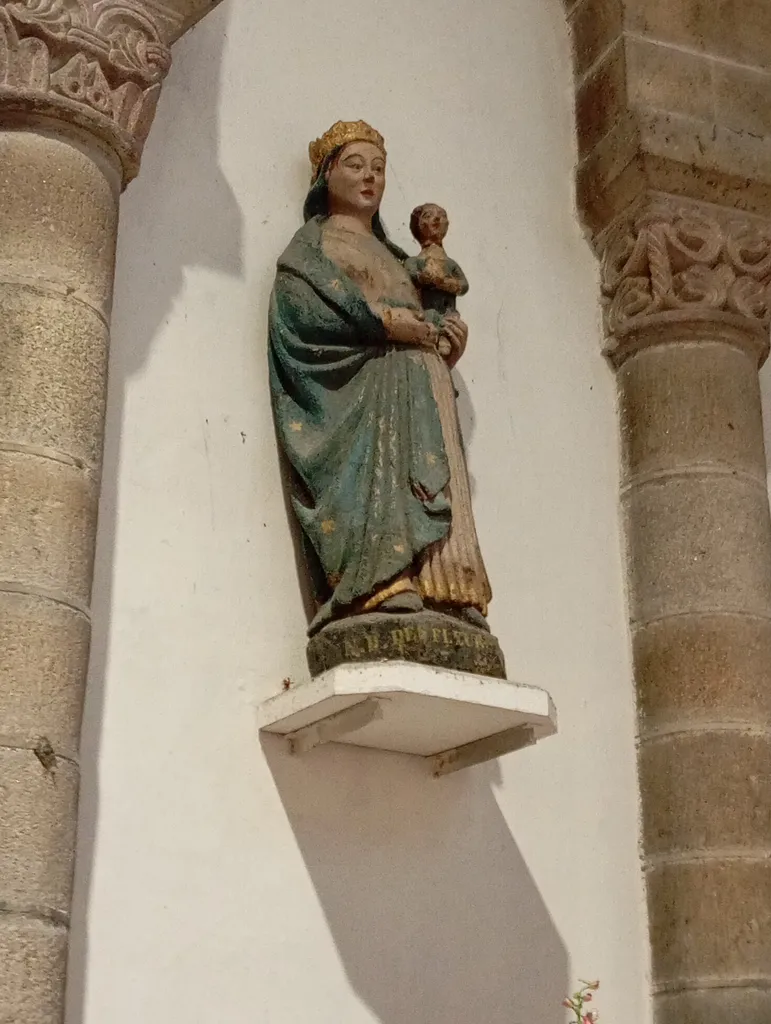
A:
269 121 504 677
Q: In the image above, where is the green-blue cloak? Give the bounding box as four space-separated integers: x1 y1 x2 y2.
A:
268 216 451 631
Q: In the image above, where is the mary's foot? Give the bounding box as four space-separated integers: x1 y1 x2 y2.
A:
461 606 490 631
380 591 424 613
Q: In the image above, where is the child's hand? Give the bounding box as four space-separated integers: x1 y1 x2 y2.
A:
418 259 452 290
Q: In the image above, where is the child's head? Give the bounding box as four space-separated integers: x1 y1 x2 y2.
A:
410 203 449 246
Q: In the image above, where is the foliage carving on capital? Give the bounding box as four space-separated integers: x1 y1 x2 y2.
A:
0 0 177 181
601 201 771 335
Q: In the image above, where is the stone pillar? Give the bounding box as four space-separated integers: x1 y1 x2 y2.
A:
602 197 771 1023
0 1 180 1018
563 0 771 1015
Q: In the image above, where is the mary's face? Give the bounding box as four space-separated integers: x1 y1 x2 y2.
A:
326 142 386 218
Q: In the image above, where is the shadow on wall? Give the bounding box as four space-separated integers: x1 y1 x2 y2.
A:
65 7 244 1022
263 736 569 1024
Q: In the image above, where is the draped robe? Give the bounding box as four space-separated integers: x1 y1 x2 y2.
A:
269 216 451 631
269 214 490 632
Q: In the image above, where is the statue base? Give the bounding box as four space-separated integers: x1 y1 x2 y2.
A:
306 610 506 679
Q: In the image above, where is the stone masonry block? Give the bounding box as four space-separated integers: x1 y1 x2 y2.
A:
714 63 771 140
568 0 623 79
0 592 89 760
575 38 627 159
655 987 771 1024
699 0 771 71
626 0 771 68
576 113 644 235
625 37 714 122
578 114 771 234
618 342 766 483
623 474 771 624
0 284 108 468
640 111 771 195
0 451 98 608
635 614 771 732
624 0 709 50
0 913 67 1024
0 748 78 914
0 131 118 312
648 860 771 986
569 10 771 233
640 732 771 856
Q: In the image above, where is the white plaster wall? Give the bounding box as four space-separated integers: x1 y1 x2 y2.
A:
67 0 652 1020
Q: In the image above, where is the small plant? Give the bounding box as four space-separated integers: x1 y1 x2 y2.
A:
563 979 600 1023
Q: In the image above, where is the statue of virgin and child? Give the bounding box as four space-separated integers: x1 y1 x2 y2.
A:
269 120 505 677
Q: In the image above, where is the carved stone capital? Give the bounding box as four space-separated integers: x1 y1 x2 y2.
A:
601 195 771 367
0 0 181 184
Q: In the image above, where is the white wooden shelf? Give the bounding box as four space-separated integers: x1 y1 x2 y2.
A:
258 661 557 776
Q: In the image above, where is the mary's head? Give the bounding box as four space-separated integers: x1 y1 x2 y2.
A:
304 120 391 241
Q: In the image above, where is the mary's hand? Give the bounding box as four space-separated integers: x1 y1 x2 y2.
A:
380 307 438 348
440 313 468 367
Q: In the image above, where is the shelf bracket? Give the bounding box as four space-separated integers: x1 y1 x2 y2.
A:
285 697 383 755
431 724 537 777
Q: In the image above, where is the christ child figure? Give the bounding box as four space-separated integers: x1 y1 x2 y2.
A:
405 203 470 364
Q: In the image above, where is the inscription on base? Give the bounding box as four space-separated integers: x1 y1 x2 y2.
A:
307 611 506 679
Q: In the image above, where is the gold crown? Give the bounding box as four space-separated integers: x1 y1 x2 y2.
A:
309 120 386 182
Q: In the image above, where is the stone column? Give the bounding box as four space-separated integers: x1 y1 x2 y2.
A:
602 197 771 1023
563 0 771 1016
0 1 178 1019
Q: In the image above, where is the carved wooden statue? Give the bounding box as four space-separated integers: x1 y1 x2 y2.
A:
269 121 504 677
